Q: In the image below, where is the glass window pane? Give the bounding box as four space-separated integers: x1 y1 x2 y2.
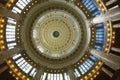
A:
26 0 31 3
22 0 28 5
12 9 18 13
74 69 81 77
20 62 27 69
16 2 24 9
12 7 22 13
87 59 94 65
12 53 21 60
18 0 26 7
30 68 36 77
7 43 16 49
83 63 90 70
42 72 47 80
60 74 63 80
7 19 16 24
89 55 98 61
33 72 36 77
16 58 24 64
24 64 32 73
85 60 92 67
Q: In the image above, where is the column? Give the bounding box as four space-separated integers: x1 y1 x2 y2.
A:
0 46 22 64
111 47 120 53
67 67 77 80
0 65 8 74
113 23 120 28
34 67 44 80
90 49 120 70
112 20 120 28
112 70 120 80
110 49 120 56
0 6 22 21
92 7 120 24
101 67 113 77
109 7 120 21
106 0 117 6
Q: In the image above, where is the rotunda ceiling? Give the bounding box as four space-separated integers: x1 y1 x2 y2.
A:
21 0 91 69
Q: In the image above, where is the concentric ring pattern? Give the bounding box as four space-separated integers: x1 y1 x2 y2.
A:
19 0 91 69
1 0 113 80
31 9 81 59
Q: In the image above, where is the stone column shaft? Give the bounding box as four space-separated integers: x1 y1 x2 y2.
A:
113 23 120 28
111 47 120 53
102 67 113 77
106 0 117 6
92 7 120 24
90 49 120 70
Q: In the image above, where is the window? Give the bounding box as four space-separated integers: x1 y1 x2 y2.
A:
16 2 24 9
64 73 70 80
95 23 104 50
17 59 26 67
89 55 98 61
30 68 36 77
95 45 102 50
78 66 85 74
83 63 90 70
23 64 32 74
92 11 101 16
16 57 24 64
7 18 16 24
27 0 31 3
74 69 81 77
12 53 21 60
81 0 101 17
12 0 31 13
20 62 27 70
6 22 16 42
7 43 16 49
12 7 22 13
85 60 92 68
81 64 87 73
40 72 47 80
19 0 26 7
15 57 34 76
46 73 63 80
87 59 94 65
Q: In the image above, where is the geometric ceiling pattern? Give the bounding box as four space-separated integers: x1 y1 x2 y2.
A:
0 0 113 80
